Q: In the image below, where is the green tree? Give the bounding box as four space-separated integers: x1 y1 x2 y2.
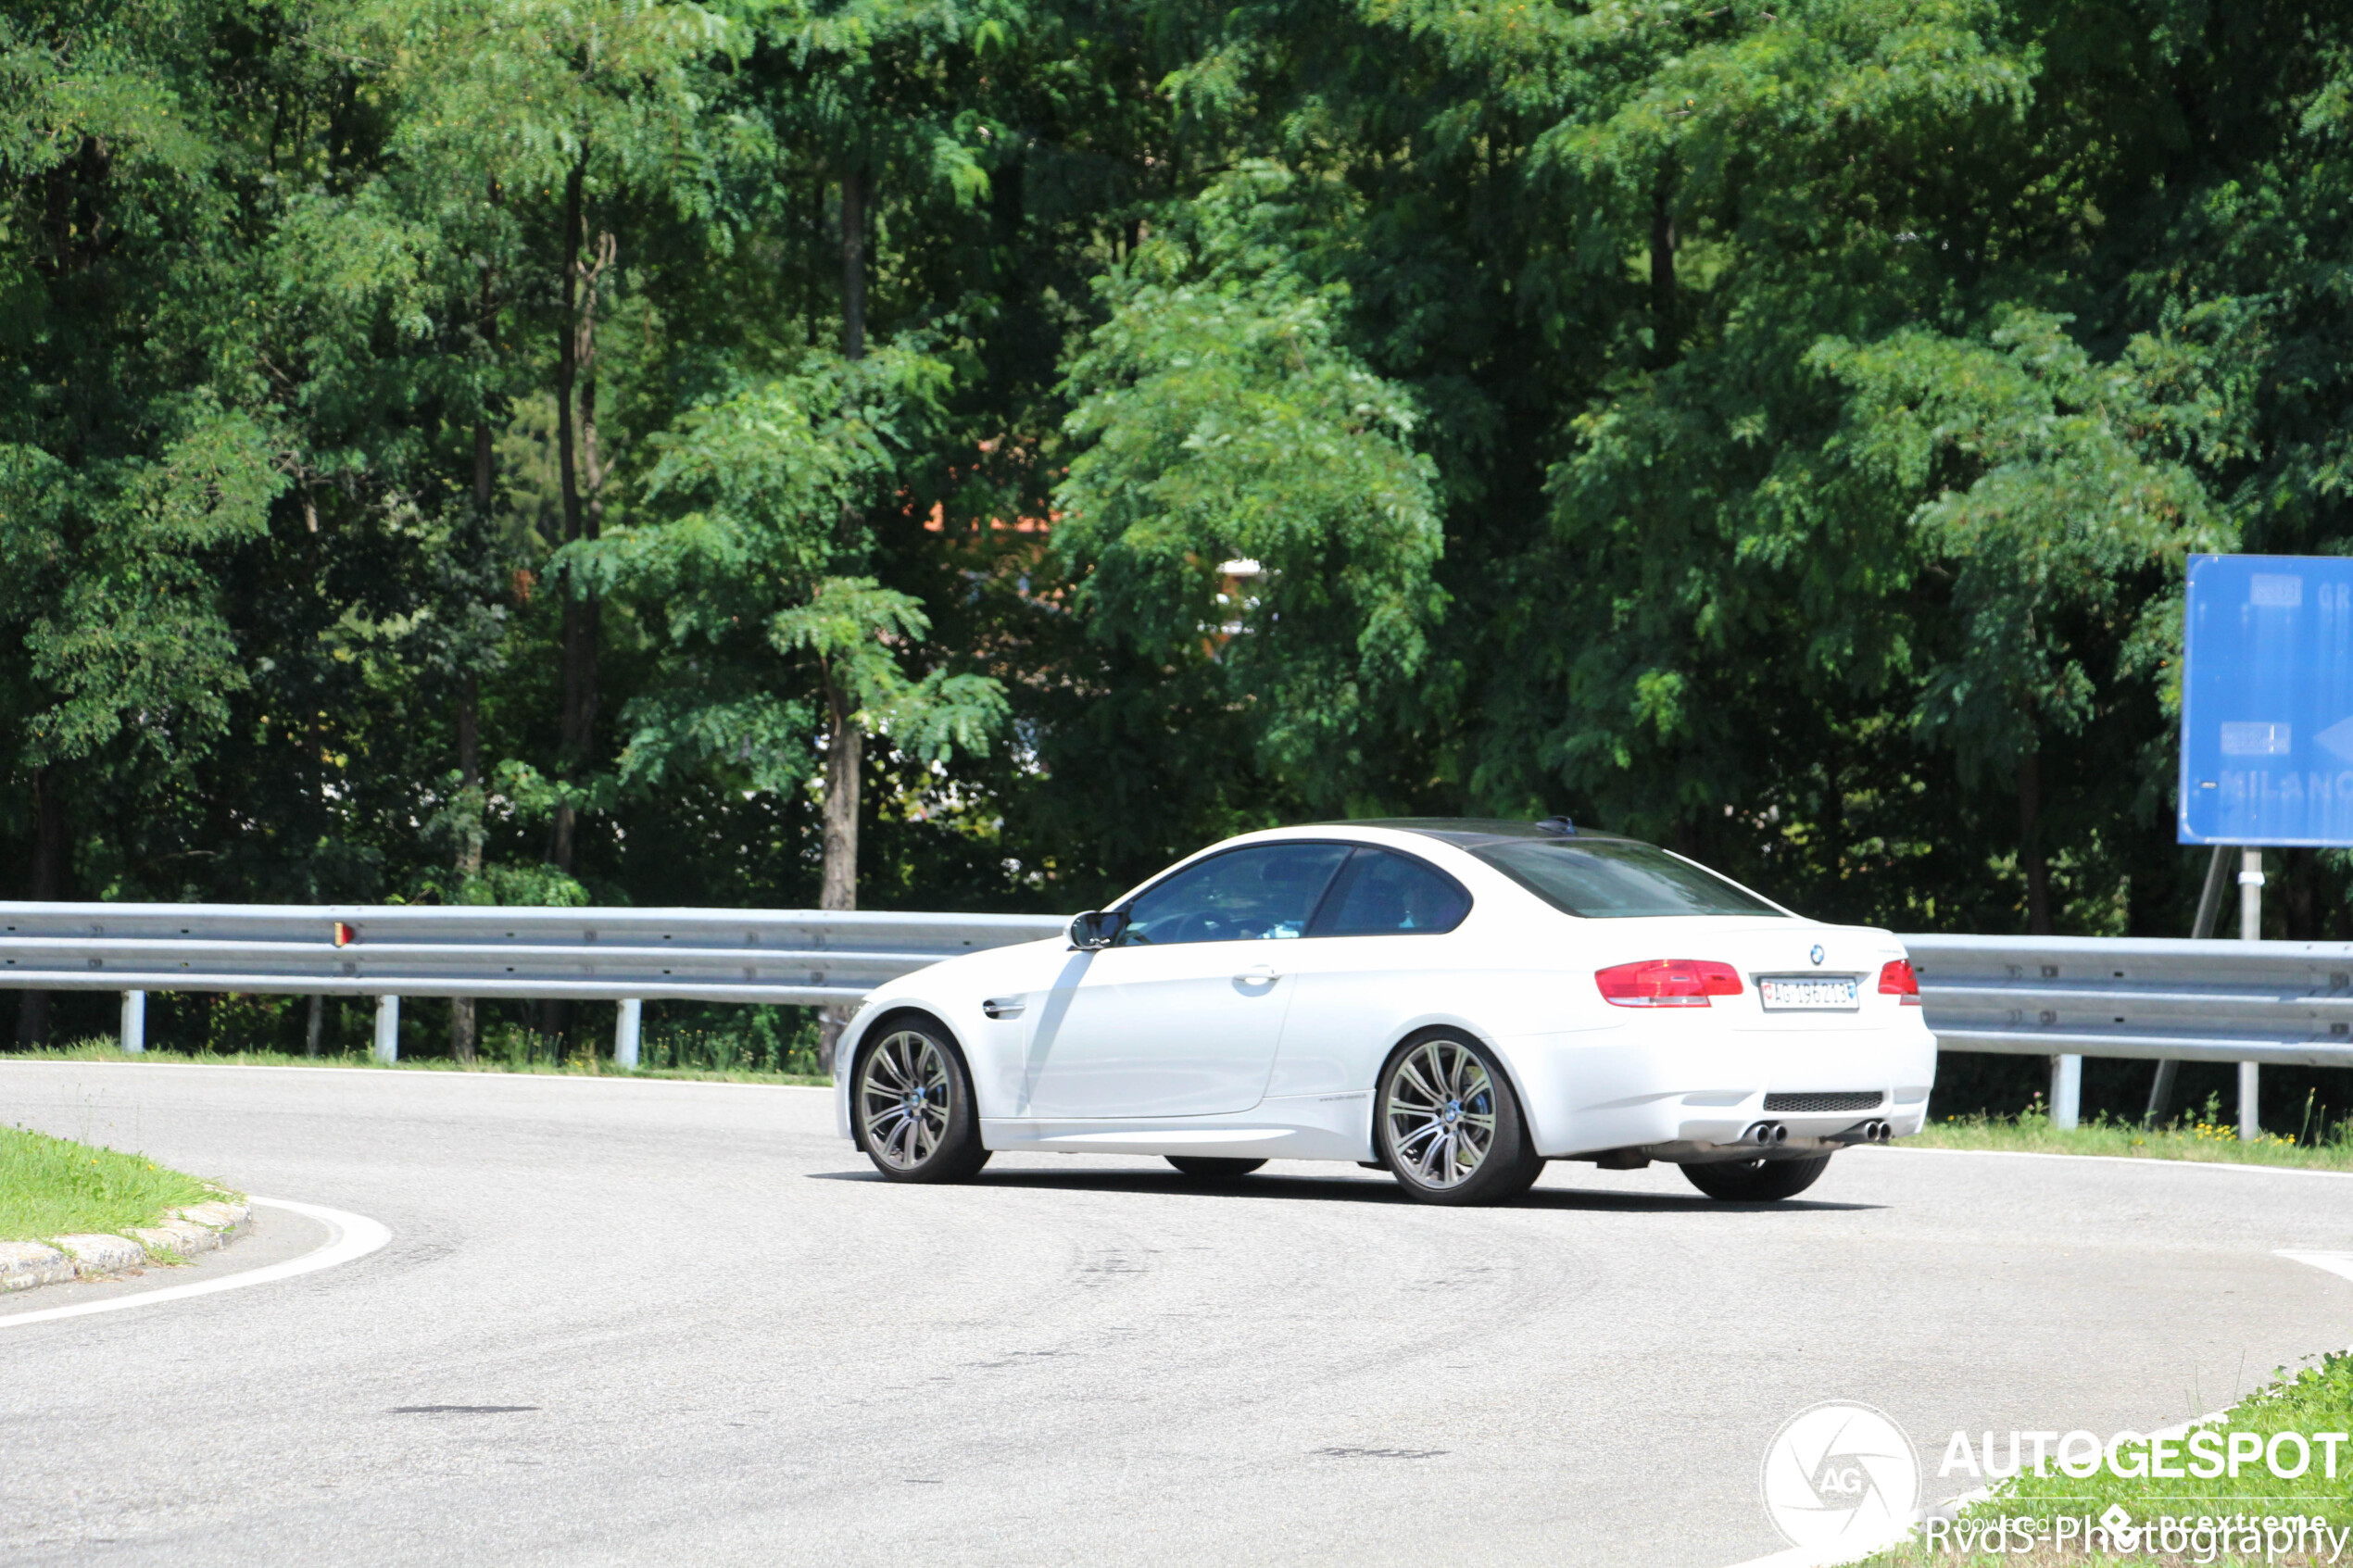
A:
565 348 1007 1057
0 0 290 1039
383 0 738 876
1809 309 2234 927
1054 168 1445 810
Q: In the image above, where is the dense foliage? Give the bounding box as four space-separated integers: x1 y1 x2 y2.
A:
6 0 2352 1102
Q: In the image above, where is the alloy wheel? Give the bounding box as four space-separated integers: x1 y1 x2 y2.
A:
860 1029 952 1171
1382 1037 1497 1189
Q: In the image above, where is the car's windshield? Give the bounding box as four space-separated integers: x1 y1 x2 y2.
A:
1470 839 1782 919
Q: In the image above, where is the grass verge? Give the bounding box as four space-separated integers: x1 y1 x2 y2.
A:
1907 1102 2353 1173
0 1124 229 1247
6 1038 828 1087
1874 1351 2353 1567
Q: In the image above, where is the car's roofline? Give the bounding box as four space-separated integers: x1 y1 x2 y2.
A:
1092 823 1542 925
1306 818 1646 849
1176 821 1803 923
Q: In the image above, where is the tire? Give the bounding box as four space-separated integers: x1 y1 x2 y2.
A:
852 1019 991 1184
1375 1033 1543 1206
1165 1156 1266 1180
1680 1154 1831 1201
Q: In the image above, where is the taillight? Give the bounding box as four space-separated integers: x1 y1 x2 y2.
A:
1595 959 1744 1008
1878 959 1921 1005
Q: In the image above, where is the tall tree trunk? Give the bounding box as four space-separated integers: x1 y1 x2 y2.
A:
1648 178 1676 368
1825 736 1850 905
450 669 483 1064
576 232 613 535
550 159 598 882
450 417 494 1065
2020 746 2053 935
546 162 611 1054
988 152 1026 391
472 417 495 512
816 671 862 1074
839 168 867 361
458 196 500 1066
816 170 872 1074
14 765 68 1046
821 671 862 913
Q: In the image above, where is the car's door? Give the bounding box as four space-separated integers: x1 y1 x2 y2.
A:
1018 842 1352 1118
1264 847 1477 1098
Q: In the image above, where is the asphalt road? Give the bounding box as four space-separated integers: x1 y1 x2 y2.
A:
2 1060 2348 1567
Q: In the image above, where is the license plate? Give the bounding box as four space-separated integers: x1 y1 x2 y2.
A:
1757 976 1860 1011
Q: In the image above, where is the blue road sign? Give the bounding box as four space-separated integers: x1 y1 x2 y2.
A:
2180 554 2353 846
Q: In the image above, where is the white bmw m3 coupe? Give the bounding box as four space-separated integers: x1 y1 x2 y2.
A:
834 819 1936 1205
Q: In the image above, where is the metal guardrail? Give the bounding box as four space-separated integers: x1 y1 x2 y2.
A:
1903 932 2353 1141
1906 934 2353 1069
0 902 1067 1065
0 903 1066 1006
2 907 2346 1135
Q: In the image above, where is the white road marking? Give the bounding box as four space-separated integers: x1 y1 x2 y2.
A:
2278 1249 2353 1284
1882 1145 2353 1180
0 1058 833 1091
0 1197 390 1330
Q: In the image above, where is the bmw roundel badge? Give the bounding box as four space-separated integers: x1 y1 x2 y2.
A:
1809 944 1825 966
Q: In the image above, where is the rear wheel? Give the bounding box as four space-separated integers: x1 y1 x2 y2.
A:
1376 1034 1542 1206
1680 1154 1831 1201
854 1022 990 1184
1165 1156 1265 1180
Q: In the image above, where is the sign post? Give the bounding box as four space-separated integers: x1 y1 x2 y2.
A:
2180 553 2353 1138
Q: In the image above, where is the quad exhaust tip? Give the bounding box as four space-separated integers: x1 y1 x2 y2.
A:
1744 1119 1889 1148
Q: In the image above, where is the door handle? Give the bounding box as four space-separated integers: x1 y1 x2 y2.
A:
1236 964 1280 984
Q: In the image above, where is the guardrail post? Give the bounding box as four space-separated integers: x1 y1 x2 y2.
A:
120 991 145 1055
2050 1054 2082 1130
614 998 641 1070
372 995 400 1064
2239 847 2264 1139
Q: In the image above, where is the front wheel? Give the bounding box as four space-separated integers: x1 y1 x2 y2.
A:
854 1022 990 1183
1680 1154 1831 1201
1376 1034 1542 1206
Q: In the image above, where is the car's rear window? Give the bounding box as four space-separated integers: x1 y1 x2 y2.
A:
1470 840 1782 919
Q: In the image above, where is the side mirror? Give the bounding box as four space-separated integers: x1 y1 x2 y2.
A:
1068 909 1127 951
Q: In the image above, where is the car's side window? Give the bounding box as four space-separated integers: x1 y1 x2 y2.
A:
1117 844 1352 946
1306 848 1472 937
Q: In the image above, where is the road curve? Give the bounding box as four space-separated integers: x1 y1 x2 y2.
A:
1 1060 2347 1567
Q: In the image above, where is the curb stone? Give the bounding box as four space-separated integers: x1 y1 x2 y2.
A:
0 1198 250 1295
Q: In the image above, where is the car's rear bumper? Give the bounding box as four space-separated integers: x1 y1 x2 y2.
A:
1500 1015 1939 1160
